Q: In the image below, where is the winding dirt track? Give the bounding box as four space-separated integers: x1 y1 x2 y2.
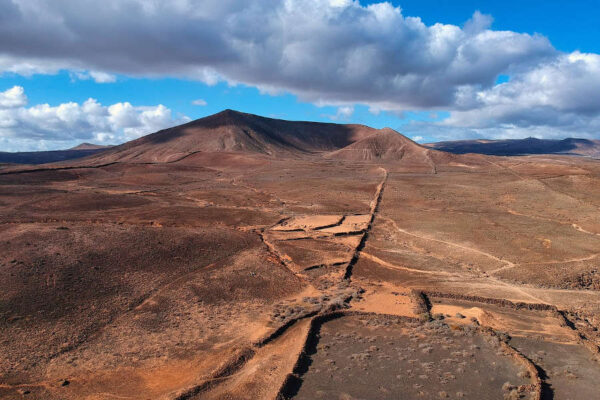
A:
361 252 458 276
381 216 516 270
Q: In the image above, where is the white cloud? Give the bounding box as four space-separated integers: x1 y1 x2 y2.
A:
0 1 598 139
0 86 190 151
368 106 382 116
89 71 117 83
0 1 554 110
0 54 68 76
192 98 207 106
71 70 117 83
405 51 600 140
337 106 354 119
0 86 27 108
411 136 424 142
326 106 354 121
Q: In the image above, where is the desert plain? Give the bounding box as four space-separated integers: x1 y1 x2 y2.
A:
2 110 600 399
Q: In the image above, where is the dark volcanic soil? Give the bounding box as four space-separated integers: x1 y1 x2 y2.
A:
293 315 530 400
510 337 600 400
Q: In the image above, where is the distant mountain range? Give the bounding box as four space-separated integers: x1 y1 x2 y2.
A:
2 111 442 167
426 137 600 158
0 143 112 165
2 112 599 166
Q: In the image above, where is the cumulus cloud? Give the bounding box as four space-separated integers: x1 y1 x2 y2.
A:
0 86 190 151
0 85 27 108
406 52 600 139
326 105 354 121
0 0 598 139
89 71 117 83
0 0 554 107
71 70 117 83
192 99 208 106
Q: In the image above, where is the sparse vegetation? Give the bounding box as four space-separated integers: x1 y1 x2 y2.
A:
3 111 600 399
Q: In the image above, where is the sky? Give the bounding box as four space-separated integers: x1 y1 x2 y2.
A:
0 0 599 151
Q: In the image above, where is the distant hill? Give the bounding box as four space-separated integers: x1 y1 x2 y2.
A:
426 137 600 158
325 128 438 170
0 143 112 165
326 128 421 161
69 143 112 151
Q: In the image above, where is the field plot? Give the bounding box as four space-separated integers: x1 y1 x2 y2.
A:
293 315 532 400
511 337 600 400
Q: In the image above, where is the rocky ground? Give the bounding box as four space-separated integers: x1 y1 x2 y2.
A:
2 148 600 399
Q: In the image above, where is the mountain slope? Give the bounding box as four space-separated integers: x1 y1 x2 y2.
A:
91 109 380 163
326 128 441 172
327 128 424 161
427 137 600 158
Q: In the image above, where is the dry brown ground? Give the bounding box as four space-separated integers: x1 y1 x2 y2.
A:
2 151 600 399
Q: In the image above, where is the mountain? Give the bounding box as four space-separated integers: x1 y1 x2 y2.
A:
91 109 381 163
426 137 600 158
0 143 112 165
1 110 475 172
88 110 457 170
326 128 436 168
69 143 112 151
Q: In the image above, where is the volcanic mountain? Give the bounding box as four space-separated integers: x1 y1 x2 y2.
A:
427 137 600 158
89 109 436 165
91 109 378 163
326 127 433 164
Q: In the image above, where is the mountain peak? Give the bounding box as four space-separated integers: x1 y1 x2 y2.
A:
69 143 112 150
185 108 249 128
213 108 246 118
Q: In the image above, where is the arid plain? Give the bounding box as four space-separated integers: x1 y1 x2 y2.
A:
2 110 600 399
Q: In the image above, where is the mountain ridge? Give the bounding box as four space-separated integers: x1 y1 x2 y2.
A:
0 143 112 165
426 137 600 158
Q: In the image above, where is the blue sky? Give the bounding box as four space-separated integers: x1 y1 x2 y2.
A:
391 0 600 54
1 1 599 151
